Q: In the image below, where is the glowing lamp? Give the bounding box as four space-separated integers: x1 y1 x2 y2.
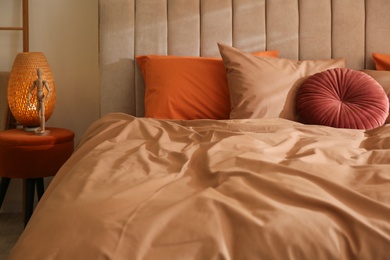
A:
7 52 56 131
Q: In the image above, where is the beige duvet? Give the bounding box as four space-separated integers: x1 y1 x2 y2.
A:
9 113 390 259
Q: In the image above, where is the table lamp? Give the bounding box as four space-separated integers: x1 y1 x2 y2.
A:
7 52 56 134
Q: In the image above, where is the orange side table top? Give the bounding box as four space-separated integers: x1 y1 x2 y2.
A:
0 127 75 179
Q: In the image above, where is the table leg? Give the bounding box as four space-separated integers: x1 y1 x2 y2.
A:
0 177 11 209
24 178 35 227
36 178 45 200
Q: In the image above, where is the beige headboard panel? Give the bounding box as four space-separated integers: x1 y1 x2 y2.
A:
99 0 390 117
0 72 10 131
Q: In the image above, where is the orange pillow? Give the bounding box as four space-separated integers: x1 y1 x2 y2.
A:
136 50 278 120
372 53 390 71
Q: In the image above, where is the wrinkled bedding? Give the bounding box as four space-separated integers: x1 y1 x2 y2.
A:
9 113 390 259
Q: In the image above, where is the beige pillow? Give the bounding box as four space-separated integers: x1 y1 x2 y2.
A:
362 70 390 124
217 43 346 120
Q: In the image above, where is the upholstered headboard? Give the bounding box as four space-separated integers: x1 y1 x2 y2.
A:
99 0 390 117
0 72 10 131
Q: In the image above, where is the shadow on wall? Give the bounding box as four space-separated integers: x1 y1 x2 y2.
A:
100 58 137 116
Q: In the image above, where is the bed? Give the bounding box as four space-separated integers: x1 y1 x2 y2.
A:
8 0 390 259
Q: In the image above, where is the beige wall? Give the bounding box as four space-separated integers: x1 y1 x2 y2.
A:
0 0 99 212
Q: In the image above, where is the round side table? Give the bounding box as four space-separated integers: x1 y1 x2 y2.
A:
0 127 74 226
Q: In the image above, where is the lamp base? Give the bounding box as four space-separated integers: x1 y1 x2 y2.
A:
34 129 50 136
24 126 40 132
23 126 50 136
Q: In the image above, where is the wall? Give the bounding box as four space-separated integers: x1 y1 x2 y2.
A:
0 0 99 212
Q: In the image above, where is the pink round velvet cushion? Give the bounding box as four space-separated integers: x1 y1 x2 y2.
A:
296 68 389 130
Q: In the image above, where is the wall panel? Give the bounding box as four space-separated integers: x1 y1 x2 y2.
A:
200 0 232 57
266 0 299 59
168 0 200 56
331 0 365 69
299 0 332 60
100 0 135 115
233 0 266 52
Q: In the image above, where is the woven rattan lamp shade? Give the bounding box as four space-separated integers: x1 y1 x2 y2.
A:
8 52 56 127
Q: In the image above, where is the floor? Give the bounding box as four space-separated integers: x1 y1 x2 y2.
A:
0 213 23 260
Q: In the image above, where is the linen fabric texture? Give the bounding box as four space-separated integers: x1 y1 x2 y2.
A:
217 43 345 120
137 51 278 120
9 113 390 260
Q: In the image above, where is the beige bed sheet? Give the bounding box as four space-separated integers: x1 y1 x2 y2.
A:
9 113 390 259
